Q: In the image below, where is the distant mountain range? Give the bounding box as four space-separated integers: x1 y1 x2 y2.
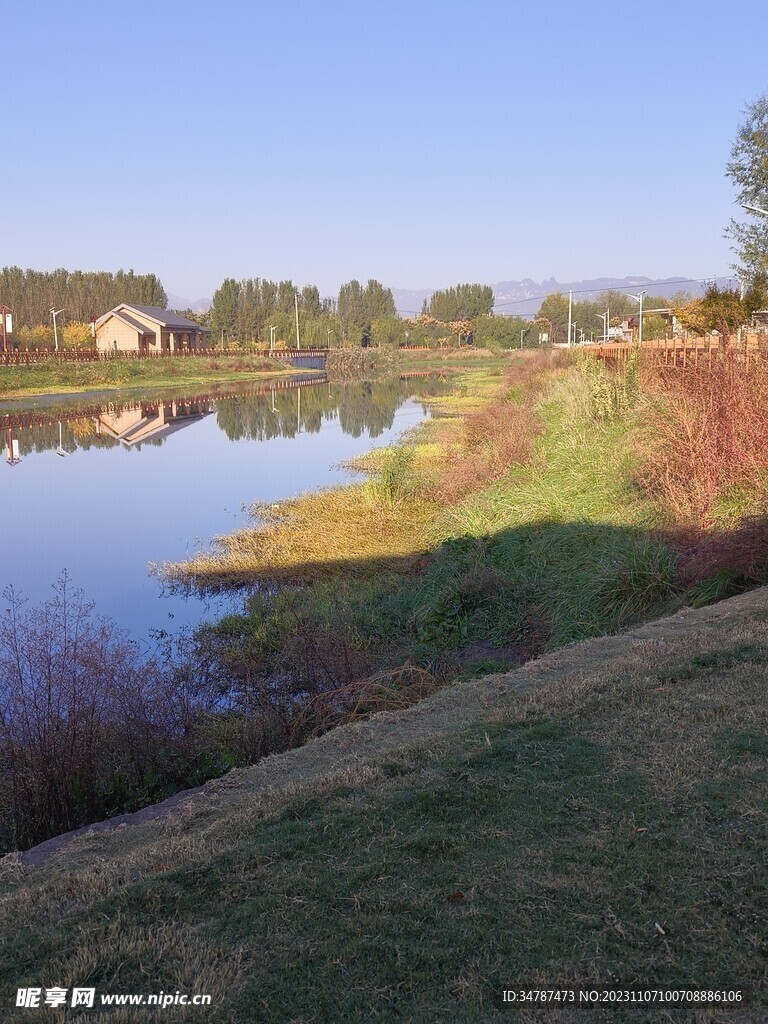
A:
167 293 212 313
169 275 735 319
392 275 734 318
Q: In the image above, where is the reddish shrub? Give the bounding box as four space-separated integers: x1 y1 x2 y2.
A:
638 355 768 524
434 351 567 504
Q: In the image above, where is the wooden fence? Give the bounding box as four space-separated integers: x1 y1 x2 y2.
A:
0 346 329 366
590 334 768 371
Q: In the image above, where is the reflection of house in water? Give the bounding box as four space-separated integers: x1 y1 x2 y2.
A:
95 400 212 446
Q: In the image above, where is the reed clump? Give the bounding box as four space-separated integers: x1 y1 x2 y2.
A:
325 348 401 379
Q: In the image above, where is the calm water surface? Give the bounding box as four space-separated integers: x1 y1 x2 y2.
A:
1 374 444 646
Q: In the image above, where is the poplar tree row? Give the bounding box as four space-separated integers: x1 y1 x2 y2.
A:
209 276 397 346
0 267 167 328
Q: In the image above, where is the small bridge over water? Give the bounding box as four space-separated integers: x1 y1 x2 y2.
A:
262 348 329 370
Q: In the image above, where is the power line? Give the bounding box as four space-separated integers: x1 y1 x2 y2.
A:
397 275 735 318
491 276 732 308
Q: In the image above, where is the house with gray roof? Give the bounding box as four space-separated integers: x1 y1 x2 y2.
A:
94 304 209 354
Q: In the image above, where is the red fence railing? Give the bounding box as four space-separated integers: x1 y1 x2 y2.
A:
0 346 329 366
591 335 768 371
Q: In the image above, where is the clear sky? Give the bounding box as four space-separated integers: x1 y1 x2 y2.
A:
3 0 767 301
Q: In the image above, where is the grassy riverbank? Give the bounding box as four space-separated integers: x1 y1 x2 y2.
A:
2 588 766 1021
154 347 768 755
0 354 295 398
3 350 767 1018
158 353 678 680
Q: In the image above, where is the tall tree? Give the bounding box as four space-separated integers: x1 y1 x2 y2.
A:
300 284 322 318
210 278 240 336
536 292 570 344
337 279 368 342
363 279 396 320
425 283 494 321
725 93 768 282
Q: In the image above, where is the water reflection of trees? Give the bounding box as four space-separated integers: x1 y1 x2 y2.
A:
2 376 450 458
7 419 120 458
214 378 442 442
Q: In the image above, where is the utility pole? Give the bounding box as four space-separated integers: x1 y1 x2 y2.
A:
294 292 301 350
567 290 573 348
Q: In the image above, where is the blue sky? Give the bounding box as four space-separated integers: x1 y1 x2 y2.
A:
3 0 767 301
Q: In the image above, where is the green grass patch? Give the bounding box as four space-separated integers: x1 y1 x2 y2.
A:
657 643 767 684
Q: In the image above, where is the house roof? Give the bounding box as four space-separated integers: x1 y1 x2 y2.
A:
97 304 208 331
103 310 157 333
126 305 206 329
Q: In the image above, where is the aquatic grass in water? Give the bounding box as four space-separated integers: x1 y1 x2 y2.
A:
155 484 437 594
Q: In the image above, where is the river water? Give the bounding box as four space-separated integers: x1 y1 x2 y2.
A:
1 373 445 648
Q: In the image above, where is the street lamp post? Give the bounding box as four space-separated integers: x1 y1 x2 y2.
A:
0 305 12 354
596 311 608 343
630 291 647 345
269 325 276 352
50 307 65 352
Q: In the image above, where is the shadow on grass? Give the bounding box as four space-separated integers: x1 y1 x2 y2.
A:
176 517 679 649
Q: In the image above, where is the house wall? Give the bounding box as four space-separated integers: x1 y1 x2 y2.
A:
100 306 209 351
95 317 140 352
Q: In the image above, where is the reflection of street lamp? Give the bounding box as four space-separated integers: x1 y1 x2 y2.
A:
630 290 647 345
50 307 65 352
56 420 68 457
5 426 21 466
